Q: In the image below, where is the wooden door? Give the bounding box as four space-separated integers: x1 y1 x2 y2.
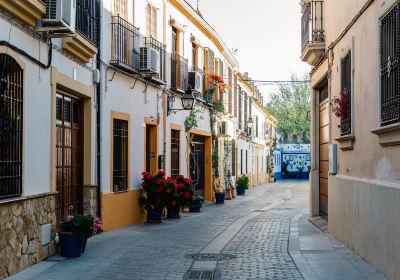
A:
145 125 158 174
56 93 83 220
190 135 205 196
319 85 329 218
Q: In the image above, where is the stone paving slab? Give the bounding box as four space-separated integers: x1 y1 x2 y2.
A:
6 180 389 280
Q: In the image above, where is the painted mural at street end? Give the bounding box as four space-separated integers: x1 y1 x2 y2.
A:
274 144 311 180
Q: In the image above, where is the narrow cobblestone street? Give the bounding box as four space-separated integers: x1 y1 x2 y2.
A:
8 181 386 280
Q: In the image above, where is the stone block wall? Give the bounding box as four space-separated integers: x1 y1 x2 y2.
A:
0 193 56 279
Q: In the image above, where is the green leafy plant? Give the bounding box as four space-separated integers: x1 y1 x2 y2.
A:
213 100 225 113
236 175 249 190
184 109 203 132
58 211 101 239
190 195 205 209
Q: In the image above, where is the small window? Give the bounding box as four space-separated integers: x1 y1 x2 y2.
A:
113 118 129 192
171 129 180 177
340 51 352 135
380 5 400 126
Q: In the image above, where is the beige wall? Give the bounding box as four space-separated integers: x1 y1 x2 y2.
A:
309 1 400 279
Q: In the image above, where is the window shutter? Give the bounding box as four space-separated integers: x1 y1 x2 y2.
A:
145 4 151 37
231 140 236 176
380 4 400 126
234 75 238 117
151 6 157 38
208 49 215 73
340 52 351 135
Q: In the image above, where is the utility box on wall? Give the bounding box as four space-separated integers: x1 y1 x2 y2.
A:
329 144 337 175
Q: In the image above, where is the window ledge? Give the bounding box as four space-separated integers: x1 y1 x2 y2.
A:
335 134 355 150
0 192 57 205
371 123 400 146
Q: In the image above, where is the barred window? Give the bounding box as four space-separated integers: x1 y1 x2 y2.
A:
171 129 180 177
0 54 23 199
113 118 129 192
340 52 352 135
380 4 400 126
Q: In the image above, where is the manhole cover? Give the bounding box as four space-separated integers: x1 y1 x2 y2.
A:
186 253 236 261
188 270 215 280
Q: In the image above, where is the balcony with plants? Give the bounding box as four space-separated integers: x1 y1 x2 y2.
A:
300 0 325 66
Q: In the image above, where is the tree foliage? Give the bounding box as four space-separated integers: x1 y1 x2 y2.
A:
266 74 311 140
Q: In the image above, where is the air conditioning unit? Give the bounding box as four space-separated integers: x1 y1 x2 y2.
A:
40 0 76 35
188 71 203 94
139 47 160 76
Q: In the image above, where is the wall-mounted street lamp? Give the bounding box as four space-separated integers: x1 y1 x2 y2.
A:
167 93 196 116
247 117 254 128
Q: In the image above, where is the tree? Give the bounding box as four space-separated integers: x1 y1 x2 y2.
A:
266 73 310 143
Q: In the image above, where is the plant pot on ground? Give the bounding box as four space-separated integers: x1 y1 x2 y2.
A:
225 188 232 200
213 179 225 204
189 195 205 212
140 170 169 224
236 175 249 196
58 210 102 257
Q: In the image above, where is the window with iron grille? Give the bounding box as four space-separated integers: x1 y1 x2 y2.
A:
0 54 23 199
340 52 352 135
171 129 180 177
76 0 100 46
113 119 129 192
380 5 400 126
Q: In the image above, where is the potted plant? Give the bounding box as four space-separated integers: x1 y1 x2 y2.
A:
190 195 205 212
176 175 195 210
58 208 102 258
165 177 181 219
213 179 225 204
281 160 289 179
236 175 249 195
296 164 305 179
140 170 168 223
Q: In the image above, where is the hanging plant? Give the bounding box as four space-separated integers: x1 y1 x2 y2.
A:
206 73 224 85
331 89 351 119
184 109 203 132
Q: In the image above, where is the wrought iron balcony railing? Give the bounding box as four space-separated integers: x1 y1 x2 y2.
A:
110 15 140 73
76 0 100 46
171 53 189 93
301 1 324 52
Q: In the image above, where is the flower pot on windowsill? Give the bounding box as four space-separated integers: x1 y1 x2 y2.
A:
215 192 225 204
147 208 163 224
167 205 181 219
59 232 83 258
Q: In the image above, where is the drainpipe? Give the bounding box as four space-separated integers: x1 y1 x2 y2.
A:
163 0 167 172
96 0 102 219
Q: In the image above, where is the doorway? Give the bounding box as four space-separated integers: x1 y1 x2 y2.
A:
55 92 83 220
145 124 158 174
319 84 329 219
190 135 205 196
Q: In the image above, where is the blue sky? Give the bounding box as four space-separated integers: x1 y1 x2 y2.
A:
186 0 310 100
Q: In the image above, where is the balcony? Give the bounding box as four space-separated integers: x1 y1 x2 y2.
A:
171 53 189 93
110 15 140 73
300 1 325 66
62 0 99 63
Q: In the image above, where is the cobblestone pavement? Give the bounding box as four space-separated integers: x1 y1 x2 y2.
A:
9 180 385 280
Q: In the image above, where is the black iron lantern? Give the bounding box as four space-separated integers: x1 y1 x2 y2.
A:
167 93 196 116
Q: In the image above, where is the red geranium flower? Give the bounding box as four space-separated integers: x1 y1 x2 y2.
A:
165 188 171 193
184 192 190 199
146 174 153 180
158 170 165 176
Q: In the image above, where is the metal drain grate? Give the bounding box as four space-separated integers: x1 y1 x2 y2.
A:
188 270 215 279
186 253 236 261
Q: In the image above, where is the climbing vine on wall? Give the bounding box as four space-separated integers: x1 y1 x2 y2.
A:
209 107 219 179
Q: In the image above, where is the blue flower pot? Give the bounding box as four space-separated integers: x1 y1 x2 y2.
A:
237 188 246 195
59 233 83 258
147 208 163 223
215 193 225 204
167 205 181 219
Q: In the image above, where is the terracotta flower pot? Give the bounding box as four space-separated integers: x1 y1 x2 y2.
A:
225 189 232 200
